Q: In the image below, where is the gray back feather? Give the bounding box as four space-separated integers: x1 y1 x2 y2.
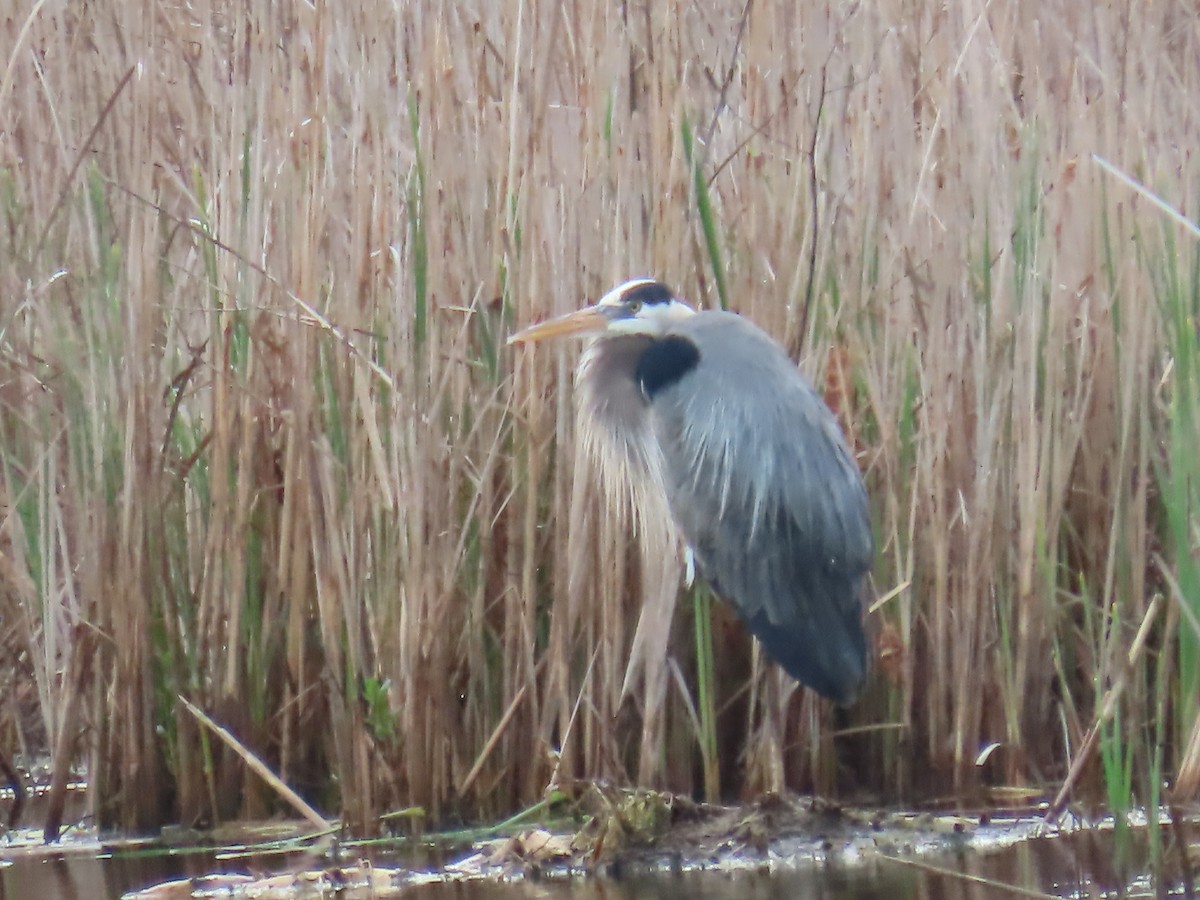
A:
651 312 873 702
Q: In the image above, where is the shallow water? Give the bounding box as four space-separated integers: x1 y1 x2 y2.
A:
0 838 1179 899
2 809 1197 900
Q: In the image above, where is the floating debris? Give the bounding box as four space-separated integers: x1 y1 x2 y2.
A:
112 794 1163 898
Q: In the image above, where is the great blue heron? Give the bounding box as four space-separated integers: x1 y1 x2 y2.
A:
510 278 873 704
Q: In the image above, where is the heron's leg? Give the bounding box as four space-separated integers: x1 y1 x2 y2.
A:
683 546 696 587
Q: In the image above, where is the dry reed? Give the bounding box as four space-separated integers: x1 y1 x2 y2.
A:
0 0 1197 832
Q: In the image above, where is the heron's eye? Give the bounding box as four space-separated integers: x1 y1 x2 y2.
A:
627 300 643 314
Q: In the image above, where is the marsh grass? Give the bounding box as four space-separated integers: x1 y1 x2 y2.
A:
0 0 1198 834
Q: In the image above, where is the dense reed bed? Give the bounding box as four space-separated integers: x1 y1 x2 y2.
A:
0 1 1197 833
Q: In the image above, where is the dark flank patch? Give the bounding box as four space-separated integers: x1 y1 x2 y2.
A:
636 335 700 399
623 280 676 307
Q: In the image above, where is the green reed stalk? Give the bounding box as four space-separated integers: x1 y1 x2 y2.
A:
692 584 719 802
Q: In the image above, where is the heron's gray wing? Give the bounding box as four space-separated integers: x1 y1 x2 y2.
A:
651 312 873 703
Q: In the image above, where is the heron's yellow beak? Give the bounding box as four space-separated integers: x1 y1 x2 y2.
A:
507 305 610 345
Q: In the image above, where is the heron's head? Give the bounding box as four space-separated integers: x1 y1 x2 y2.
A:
508 279 696 345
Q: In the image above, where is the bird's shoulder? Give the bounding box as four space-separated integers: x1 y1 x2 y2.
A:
662 310 835 433
673 310 795 373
